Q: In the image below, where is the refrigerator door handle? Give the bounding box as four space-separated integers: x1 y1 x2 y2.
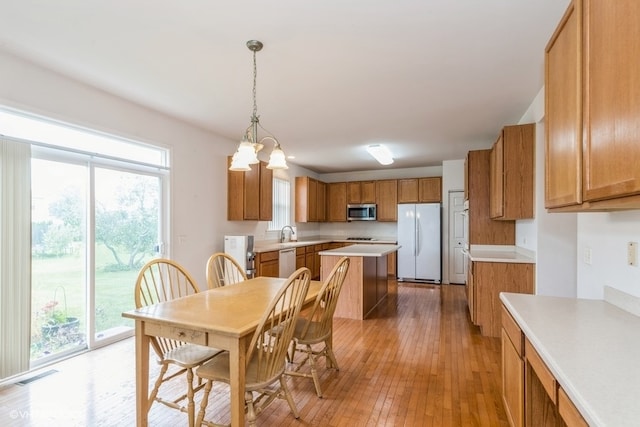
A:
415 217 420 257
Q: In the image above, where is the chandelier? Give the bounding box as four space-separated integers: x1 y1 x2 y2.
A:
229 40 288 171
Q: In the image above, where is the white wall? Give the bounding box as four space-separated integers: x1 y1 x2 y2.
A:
518 88 577 297
577 212 640 299
0 48 304 285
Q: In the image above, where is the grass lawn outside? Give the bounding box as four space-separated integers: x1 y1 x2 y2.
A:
30 245 153 360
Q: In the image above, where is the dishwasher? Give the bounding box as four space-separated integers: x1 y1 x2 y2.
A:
279 248 297 278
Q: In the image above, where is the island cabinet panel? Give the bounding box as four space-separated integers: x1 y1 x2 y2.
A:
545 0 640 211
322 254 389 320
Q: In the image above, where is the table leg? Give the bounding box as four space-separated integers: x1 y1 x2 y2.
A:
135 320 150 427
229 338 247 426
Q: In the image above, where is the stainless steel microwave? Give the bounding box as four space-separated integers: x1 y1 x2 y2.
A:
347 204 377 221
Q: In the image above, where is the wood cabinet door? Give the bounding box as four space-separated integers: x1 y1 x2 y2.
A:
375 179 398 221
317 181 326 222
361 181 376 203
489 134 504 219
327 182 347 222
347 181 361 204
545 0 583 209
243 161 261 220
466 150 515 245
583 0 640 202
502 329 524 427
259 162 272 221
418 177 442 202
397 178 419 203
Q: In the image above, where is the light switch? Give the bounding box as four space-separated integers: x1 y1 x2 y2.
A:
583 247 592 265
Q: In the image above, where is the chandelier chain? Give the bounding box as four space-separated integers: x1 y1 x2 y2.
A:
252 49 258 121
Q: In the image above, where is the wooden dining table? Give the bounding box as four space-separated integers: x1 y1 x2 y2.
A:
122 275 322 427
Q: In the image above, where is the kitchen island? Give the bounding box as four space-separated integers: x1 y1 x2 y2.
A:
319 244 400 320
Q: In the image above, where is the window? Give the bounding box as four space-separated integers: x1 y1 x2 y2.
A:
0 108 169 372
268 178 291 231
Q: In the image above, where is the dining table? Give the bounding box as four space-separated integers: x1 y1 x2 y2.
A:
122 275 322 427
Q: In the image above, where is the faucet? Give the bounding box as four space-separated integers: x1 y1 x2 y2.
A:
280 225 295 243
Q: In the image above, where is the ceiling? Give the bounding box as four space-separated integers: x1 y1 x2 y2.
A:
0 0 570 173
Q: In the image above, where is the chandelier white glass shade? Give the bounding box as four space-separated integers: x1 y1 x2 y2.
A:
229 40 288 171
366 144 394 165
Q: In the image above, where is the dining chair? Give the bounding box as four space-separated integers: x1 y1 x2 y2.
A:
195 267 312 427
205 252 248 289
135 258 223 427
285 256 350 397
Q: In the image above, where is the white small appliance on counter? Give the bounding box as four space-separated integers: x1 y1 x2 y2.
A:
223 235 256 278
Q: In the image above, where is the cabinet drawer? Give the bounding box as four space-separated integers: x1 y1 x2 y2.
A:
259 250 279 262
145 323 207 346
525 338 556 403
502 305 523 357
558 386 588 427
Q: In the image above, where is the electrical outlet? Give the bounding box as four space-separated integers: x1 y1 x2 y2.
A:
628 242 638 266
583 247 592 265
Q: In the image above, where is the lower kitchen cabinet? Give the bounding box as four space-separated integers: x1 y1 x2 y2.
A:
256 250 279 277
469 261 534 337
502 306 524 427
502 301 589 427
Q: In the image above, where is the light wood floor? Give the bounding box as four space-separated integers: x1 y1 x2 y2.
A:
0 282 508 426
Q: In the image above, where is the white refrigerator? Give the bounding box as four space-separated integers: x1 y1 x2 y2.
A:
397 203 441 283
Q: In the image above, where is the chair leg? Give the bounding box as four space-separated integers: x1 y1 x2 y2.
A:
325 338 340 371
279 377 300 419
305 344 323 397
196 380 213 426
149 363 169 406
245 391 257 427
186 368 196 427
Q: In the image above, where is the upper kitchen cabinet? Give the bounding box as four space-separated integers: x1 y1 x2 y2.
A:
398 177 442 203
545 0 640 211
466 150 515 245
227 157 272 221
489 124 535 220
295 176 326 222
347 181 376 204
327 182 347 222
376 179 398 221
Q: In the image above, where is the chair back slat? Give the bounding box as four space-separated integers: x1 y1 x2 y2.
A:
300 257 350 341
206 252 248 288
248 267 311 384
135 258 201 356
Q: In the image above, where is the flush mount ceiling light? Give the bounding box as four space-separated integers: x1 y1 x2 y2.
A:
366 144 394 165
229 40 288 171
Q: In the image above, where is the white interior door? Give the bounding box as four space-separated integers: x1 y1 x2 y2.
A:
448 191 467 284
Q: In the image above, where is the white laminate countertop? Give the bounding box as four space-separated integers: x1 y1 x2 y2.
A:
500 292 640 427
253 236 397 253
319 244 401 257
467 245 535 263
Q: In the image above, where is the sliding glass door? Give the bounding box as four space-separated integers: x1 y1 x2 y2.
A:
30 160 163 365
94 167 160 342
31 159 88 362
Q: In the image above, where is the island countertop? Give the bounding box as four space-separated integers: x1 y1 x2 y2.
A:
500 292 640 427
319 244 400 257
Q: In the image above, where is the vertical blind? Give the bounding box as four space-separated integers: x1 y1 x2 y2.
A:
0 138 32 379
268 178 291 231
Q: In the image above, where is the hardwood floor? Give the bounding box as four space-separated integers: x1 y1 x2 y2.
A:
0 282 508 426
